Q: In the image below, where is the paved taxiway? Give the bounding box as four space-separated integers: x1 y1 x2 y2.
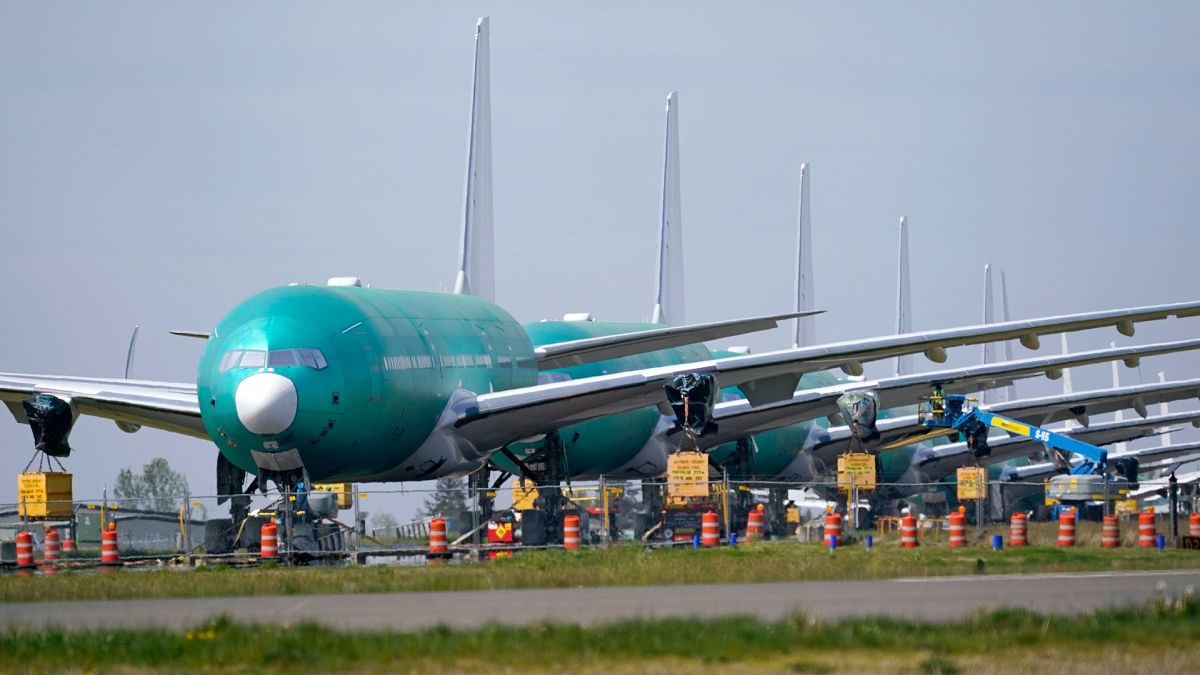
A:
3 570 1196 631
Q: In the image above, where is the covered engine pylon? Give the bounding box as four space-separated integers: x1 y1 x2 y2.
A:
835 391 880 444
664 373 719 436
22 393 76 457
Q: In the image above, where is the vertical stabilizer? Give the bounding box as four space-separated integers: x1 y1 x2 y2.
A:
893 217 913 376
980 265 999 403
1000 268 1016 400
1111 341 1127 453
1061 333 1077 429
792 163 815 347
651 92 684 325
453 17 495 303
1159 371 1173 447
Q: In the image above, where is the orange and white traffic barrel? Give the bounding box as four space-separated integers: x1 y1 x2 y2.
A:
701 511 720 547
1101 515 1120 548
823 511 842 547
62 537 76 554
1009 512 1029 546
42 527 61 563
1190 513 1200 537
563 514 581 550
101 521 120 566
900 514 919 548
260 521 278 559
948 512 967 548
428 517 448 558
1138 508 1157 548
746 507 765 541
1056 509 1076 547
15 531 35 569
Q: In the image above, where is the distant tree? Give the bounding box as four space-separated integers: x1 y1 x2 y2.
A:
419 477 472 533
370 511 399 532
114 458 190 513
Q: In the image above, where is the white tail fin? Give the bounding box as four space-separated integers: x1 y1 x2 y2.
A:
1111 341 1127 453
1159 371 1173 446
1000 268 1016 400
980 264 1000 403
792 163 815 347
1061 333 1077 429
652 92 684 325
453 17 495 303
893 217 912 376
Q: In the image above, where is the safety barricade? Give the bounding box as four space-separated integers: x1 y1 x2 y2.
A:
42 527 61 563
701 511 720 547
823 511 842 547
1101 515 1120 548
427 517 448 558
746 509 765 541
900 515 919 548
1057 510 1076 547
61 536 75 554
15 531 35 569
1138 508 1157 548
1009 512 1028 547
1190 513 1200 537
948 512 966 548
563 514 581 550
101 522 120 566
260 521 278 559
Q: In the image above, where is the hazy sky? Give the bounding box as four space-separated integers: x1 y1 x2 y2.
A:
3 3 1199 521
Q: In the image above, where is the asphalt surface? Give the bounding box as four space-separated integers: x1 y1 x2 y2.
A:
2 570 1197 631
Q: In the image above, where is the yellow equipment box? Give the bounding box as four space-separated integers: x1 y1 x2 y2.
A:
18 471 73 519
957 466 987 501
837 453 876 492
313 483 353 509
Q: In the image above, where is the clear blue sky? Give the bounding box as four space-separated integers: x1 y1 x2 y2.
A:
2 2 1198 521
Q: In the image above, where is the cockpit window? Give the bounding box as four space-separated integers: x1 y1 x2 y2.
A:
219 348 327 372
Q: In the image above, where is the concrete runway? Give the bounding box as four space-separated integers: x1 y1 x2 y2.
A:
3 570 1197 632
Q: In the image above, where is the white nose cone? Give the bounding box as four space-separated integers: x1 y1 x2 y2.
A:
235 373 297 435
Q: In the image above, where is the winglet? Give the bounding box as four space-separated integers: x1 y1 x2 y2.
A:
893 217 912 376
124 325 139 380
652 91 684 325
453 17 495 303
792 163 815 347
1111 340 1127 453
1159 371 1173 446
980 264 1000 403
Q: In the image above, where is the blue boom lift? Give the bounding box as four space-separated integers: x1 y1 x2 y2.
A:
917 386 1139 504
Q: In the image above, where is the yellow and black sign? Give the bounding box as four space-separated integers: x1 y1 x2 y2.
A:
667 451 710 498
1114 498 1140 515
313 483 353 509
1179 536 1200 551
18 472 73 519
513 479 539 511
836 453 876 492
956 466 987 501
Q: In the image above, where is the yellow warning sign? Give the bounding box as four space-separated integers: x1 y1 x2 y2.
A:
957 466 987 501
836 453 876 492
18 472 73 519
512 479 539 511
667 451 710 498
1114 498 1139 516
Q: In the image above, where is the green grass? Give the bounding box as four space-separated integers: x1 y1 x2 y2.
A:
3 595 1199 673
4 540 1198 604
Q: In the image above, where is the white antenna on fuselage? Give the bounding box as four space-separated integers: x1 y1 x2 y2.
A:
893 216 912 376
792 163 815 347
652 92 684 326
453 17 495 303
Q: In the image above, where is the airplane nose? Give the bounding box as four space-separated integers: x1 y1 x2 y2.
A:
235 373 298 435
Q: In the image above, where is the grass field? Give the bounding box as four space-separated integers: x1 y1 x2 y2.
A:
2 593 1198 673
3 534 1198 604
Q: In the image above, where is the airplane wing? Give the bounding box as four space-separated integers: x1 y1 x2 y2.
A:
813 378 1200 459
914 410 1200 481
534 311 821 369
455 336 1200 455
1128 467 1200 498
0 373 204 439
690 341 1200 451
1002 441 1200 483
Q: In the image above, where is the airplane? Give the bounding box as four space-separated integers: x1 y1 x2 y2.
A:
4 17 1200 533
